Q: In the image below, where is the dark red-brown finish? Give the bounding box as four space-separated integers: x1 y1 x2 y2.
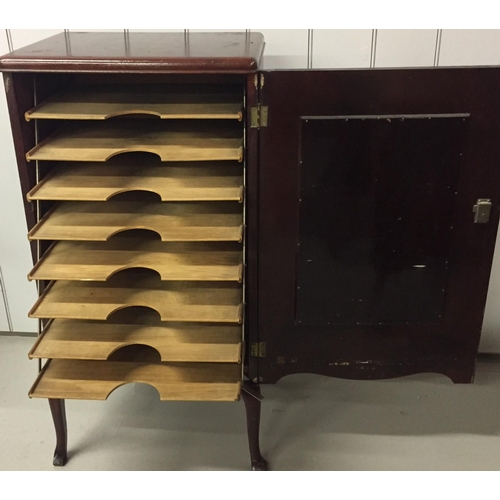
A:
241 383 268 471
0 32 265 74
48 399 68 466
257 68 500 384
297 116 467 325
245 73 260 382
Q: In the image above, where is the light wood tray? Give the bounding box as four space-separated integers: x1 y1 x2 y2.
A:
29 359 241 401
28 201 243 242
27 162 244 202
29 274 243 322
25 89 243 121
26 121 244 162
29 319 242 363
29 240 243 282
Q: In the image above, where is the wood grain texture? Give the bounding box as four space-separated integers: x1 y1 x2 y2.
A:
26 121 244 162
29 273 243 322
25 88 243 121
27 162 244 202
28 239 243 282
29 359 241 401
28 201 243 242
29 319 242 363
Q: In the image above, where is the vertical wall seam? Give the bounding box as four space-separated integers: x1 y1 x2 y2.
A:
370 29 378 68
0 266 13 332
64 29 71 56
124 29 130 55
307 29 314 69
6 29 13 52
434 29 442 67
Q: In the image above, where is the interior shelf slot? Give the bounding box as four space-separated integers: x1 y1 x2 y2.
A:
25 86 243 121
29 319 242 363
27 161 244 202
26 121 244 162
28 240 243 282
29 359 241 401
29 273 243 323
28 201 243 242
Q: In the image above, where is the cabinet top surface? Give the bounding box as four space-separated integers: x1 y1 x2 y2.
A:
0 31 265 73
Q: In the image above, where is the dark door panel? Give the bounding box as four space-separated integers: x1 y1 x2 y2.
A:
257 68 500 384
297 114 468 326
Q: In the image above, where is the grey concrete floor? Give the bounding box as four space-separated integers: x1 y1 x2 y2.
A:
1 335 500 471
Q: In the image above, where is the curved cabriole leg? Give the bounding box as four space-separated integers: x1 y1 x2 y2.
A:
242 383 268 471
48 399 68 466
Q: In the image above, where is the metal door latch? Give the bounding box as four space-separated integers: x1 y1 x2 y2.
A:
473 199 492 224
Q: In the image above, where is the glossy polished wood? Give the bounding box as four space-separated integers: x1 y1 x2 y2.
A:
0 32 265 73
297 115 467 325
258 68 500 384
48 399 67 466
241 384 268 471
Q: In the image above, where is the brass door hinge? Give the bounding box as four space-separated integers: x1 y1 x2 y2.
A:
254 73 265 90
251 342 266 358
250 105 268 129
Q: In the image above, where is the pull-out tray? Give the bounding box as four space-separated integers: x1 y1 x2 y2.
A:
29 275 243 322
29 240 243 282
29 319 242 363
28 201 243 242
25 88 243 121
27 162 244 202
30 359 241 401
26 121 244 162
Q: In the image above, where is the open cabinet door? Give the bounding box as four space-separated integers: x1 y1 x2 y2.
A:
256 68 500 384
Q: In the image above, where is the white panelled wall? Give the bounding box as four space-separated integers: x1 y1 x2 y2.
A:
1 29 500 353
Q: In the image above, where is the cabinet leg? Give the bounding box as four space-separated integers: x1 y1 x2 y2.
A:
242 383 268 471
48 399 68 466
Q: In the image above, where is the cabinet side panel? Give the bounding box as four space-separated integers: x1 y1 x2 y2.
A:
1 72 38 332
3 72 36 259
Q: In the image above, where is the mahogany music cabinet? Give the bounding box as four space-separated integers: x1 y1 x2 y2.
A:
2 31 500 471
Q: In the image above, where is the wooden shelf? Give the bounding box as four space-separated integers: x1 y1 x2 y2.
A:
29 359 241 401
25 87 243 121
29 240 243 282
28 201 243 242
27 161 244 202
29 274 243 322
29 319 242 363
26 121 244 162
